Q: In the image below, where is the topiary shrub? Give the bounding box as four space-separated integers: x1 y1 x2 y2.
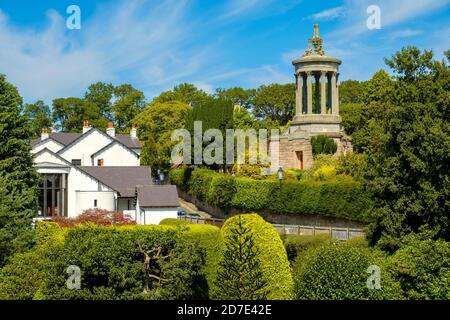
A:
294 242 402 300
282 234 331 263
311 135 337 156
212 214 294 300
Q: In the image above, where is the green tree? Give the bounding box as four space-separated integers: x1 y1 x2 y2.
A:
24 100 53 138
311 135 337 156
52 97 108 132
153 83 209 107
112 84 146 133
214 215 268 300
0 74 39 267
84 82 115 119
365 47 450 250
215 87 255 109
339 80 365 104
252 83 295 126
233 105 258 129
133 101 192 172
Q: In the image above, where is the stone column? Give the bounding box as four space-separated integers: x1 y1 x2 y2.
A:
331 72 337 115
336 84 340 115
306 71 313 114
295 73 303 116
320 71 327 114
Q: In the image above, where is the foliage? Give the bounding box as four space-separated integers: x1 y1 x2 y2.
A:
207 175 236 209
215 87 255 110
252 83 295 126
152 83 210 107
170 167 373 223
51 209 136 227
339 80 366 104
213 214 294 300
0 74 39 267
159 218 190 226
84 82 115 120
388 231 450 299
313 165 337 181
52 97 108 132
112 84 146 133
24 100 53 137
282 233 331 263
214 215 269 300
294 242 402 300
39 224 209 300
0 250 48 300
133 101 192 172
311 135 337 155
365 47 450 250
336 152 368 181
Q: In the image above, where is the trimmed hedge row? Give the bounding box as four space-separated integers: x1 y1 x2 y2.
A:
169 167 373 223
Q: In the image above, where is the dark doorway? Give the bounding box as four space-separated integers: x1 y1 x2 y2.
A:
296 151 304 170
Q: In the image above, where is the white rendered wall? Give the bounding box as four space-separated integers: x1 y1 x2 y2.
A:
58 130 112 166
75 191 116 215
93 143 140 166
138 207 178 225
32 140 64 154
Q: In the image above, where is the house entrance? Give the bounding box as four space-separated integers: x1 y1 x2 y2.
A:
296 151 304 170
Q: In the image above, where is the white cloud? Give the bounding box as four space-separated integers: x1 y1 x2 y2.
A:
307 6 345 21
0 0 219 103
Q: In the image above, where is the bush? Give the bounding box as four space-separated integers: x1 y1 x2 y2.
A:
231 178 275 211
170 167 373 223
0 250 48 300
313 165 337 181
283 234 331 262
388 232 450 299
212 214 294 300
311 135 337 155
39 224 209 300
159 218 190 226
294 242 402 300
207 175 236 208
52 209 136 227
177 224 222 292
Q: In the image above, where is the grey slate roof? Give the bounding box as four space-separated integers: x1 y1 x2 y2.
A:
32 132 141 149
80 166 151 197
137 185 179 208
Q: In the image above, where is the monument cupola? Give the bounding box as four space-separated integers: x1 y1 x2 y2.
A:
291 24 342 135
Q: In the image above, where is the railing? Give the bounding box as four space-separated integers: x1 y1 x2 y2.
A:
178 216 365 241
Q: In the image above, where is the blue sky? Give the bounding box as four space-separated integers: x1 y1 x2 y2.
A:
0 0 449 104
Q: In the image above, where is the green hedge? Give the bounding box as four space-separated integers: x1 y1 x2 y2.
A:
170 167 373 223
294 242 402 300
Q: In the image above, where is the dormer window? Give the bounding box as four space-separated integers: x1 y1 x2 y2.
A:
72 159 81 166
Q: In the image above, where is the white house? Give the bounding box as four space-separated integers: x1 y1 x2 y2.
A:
31 121 179 224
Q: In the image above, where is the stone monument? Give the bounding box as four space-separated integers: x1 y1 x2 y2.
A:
270 24 352 172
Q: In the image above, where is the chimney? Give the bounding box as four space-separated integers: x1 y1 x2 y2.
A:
130 126 137 139
82 120 91 134
106 121 115 137
41 128 49 141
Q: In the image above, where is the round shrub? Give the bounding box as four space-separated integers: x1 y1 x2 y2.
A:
213 214 294 300
294 242 402 300
311 135 337 155
283 234 331 263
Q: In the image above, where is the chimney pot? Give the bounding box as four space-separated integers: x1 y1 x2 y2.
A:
41 128 49 141
130 126 137 139
106 122 115 137
82 120 91 134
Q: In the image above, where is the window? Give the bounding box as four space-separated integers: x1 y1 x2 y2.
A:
94 199 98 208
37 173 68 217
72 159 81 166
97 159 104 166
